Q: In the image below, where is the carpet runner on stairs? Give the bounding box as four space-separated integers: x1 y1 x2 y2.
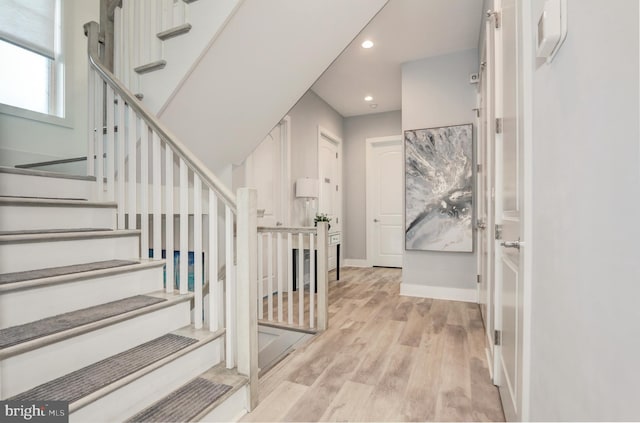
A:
9 334 198 402
0 259 139 285
0 295 166 348
126 377 232 422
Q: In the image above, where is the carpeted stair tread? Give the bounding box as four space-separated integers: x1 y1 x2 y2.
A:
126 378 232 423
0 259 139 285
0 295 166 349
0 228 112 236
9 334 198 402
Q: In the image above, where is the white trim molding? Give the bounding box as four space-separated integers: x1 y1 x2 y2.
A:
400 283 477 303
342 259 370 268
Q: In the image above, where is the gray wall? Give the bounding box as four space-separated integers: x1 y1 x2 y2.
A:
288 90 344 226
401 49 478 290
343 110 402 260
529 0 640 420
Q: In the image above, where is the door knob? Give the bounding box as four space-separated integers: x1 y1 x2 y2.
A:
500 238 521 250
373 219 379 223
276 221 283 227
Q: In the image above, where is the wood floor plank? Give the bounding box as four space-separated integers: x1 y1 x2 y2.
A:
242 381 308 422
318 380 375 422
246 267 505 422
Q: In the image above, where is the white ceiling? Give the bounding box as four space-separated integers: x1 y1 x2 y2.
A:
311 0 484 117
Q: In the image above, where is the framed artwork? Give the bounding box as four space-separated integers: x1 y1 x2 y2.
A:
405 123 473 252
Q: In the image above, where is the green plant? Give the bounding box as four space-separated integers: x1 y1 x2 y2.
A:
314 213 332 224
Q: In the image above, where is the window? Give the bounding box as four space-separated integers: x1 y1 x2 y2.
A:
0 0 63 118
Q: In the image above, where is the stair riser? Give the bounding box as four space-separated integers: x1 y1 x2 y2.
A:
1 300 191 398
0 172 94 200
0 266 164 329
70 338 222 423
198 385 248 422
0 205 116 232
0 235 140 273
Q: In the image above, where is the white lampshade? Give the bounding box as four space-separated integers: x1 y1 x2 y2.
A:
296 178 318 198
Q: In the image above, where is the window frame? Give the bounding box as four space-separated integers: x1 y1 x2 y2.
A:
0 0 71 128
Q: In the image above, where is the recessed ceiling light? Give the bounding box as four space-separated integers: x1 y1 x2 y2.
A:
364 95 373 102
370 103 378 109
361 40 374 49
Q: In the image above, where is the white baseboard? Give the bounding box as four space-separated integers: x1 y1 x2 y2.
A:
342 259 370 268
400 283 477 303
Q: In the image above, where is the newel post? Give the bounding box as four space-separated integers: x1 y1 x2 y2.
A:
317 222 329 331
236 188 258 410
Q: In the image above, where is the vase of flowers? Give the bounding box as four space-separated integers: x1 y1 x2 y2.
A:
314 213 332 231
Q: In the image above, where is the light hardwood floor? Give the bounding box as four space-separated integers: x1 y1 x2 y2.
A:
243 267 505 422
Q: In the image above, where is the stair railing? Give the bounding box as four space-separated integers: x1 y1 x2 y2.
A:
256 224 329 333
84 20 258 410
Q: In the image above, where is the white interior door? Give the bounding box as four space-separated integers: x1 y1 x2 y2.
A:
246 125 282 227
245 121 290 298
493 0 525 420
367 136 403 268
480 16 498 377
318 128 342 271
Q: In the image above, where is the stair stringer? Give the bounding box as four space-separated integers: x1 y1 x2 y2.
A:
137 0 244 114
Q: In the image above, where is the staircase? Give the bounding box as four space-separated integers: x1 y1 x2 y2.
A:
0 167 249 422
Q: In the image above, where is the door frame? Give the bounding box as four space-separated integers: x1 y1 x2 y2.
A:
317 125 343 268
365 135 403 267
489 0 534 420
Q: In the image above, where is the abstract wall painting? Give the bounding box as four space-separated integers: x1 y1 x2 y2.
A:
405 124 473 252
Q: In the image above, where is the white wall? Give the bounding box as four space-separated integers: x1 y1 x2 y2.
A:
288 90 344 226
159 0 386 176
401 49 479 294
343 110 402 260
0 0 100 168
528 0 640 420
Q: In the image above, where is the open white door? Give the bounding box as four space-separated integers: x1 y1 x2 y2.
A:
318 127 342 271
244 118 291 298
479 16 498 378
366 136 403 268
492 0 529 420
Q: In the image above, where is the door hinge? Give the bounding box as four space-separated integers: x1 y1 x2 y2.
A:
495 224 503 240
495 118 503 134
336 152 338 159
477 164 482 173
494 329 502 346
477 274 481 284
487 10 501 29
336 185 339 192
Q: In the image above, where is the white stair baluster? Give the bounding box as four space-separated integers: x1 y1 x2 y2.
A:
298 233 304 326
179 158 188 294
277 232 283 323
225 205 235 368
126 108 137 230
208 189 219 331
194 176 203 328
116 94 126 229
106 87 116 201
140 123 149 259
152 131 162 258
267 232 273 321
165 148 174 292
257 233 263 320
87 68 95 177
310 232 315 328
287 232 293 324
